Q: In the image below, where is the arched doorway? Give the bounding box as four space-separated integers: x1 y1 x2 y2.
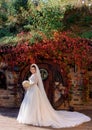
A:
18 62 68 109
18 63 54 104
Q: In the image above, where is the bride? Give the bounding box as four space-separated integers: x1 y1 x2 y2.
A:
17 63 91 128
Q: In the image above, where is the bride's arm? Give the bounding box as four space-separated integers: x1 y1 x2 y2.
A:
29 74 38 86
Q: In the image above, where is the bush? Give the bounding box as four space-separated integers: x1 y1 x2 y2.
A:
80 31 92 39
0 13 8 22
63 5 92 28
0 24 17 38
30 6 64 37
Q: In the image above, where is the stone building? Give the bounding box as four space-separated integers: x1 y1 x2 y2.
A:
0 43 92 110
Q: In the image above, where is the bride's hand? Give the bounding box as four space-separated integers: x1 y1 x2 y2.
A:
22 80 31 90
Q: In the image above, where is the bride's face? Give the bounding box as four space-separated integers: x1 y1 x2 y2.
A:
30 66 36 74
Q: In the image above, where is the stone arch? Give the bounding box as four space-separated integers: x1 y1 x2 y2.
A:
18 61 69 109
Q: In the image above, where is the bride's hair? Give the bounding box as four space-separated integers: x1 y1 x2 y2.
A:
31 65 36 69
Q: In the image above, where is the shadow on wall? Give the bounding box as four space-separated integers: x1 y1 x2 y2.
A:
0 71 7 89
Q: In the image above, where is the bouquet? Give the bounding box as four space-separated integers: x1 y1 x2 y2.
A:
22 80 31 90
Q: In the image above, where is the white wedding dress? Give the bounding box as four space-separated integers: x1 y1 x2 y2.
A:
17 64 91 128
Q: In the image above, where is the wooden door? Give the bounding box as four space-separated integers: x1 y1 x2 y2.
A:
37 63 54 105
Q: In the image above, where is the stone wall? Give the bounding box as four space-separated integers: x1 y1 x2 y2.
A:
0 68 21 107
0 89 15 107
0 61 92 109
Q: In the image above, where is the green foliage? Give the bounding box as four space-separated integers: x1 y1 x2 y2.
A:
80 31 92 39
64 5 92 26
0 28 9 38
63 5 92 39
82 16 92 26
0 27 11 37
30 6 64 37
0 0 8 11
13 0 28 13
0 13 8 23
7 2 16 16
0 23 17 38
0 35 18 45
40 0 76 7
30 33 43 44
0 0 8 25
0 0 92 44
23 24 32 31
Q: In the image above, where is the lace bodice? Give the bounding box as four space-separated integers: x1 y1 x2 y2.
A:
28 73 38 86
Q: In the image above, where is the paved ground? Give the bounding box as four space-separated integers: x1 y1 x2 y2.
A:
0 107 92 130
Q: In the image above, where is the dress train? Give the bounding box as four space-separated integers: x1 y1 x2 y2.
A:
17 74 91 128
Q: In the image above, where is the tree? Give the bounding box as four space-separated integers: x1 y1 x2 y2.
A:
13 0 28 13
0 0 8 25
